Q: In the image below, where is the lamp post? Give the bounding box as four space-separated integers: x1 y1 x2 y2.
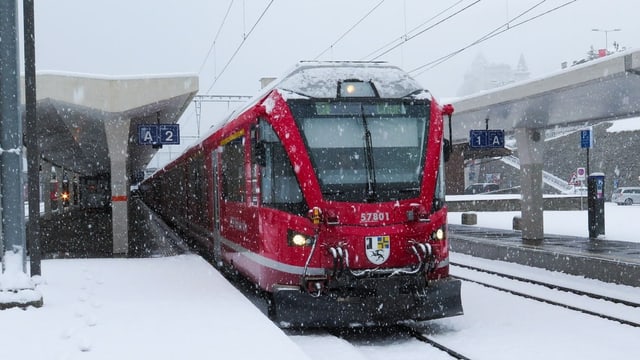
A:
592 28 621 52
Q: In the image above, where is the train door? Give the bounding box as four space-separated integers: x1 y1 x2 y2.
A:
211 148 223 266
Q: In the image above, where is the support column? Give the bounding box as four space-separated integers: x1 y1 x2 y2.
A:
0 0 26 265
41 161 52 220
105 116 131 255
515 127 545 243
0 0 42 308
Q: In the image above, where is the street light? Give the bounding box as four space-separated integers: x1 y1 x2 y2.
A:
592 28 621 52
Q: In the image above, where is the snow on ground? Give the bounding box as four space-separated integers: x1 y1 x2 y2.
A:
2 202 639 359
606 117 640 132
428 273 640 360
291 251 640 360
0 255 310 360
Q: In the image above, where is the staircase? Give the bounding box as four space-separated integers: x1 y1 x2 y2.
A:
500 155 575 194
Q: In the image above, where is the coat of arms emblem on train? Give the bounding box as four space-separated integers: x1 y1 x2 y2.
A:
365 235 390 265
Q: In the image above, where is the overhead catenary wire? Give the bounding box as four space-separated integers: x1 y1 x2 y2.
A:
361 0 474 61
370 0 482 61
409 0 577 76
312 0 386 60
410 0 550 74
205 0 275 94
198 0 235 76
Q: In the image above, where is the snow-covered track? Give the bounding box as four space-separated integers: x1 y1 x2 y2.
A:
452 264 640 328
326 326 473 360
401 325 472 360
452 262 640 309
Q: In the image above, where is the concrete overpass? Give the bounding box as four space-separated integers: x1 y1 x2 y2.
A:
22 72 198 255
447 49 640 242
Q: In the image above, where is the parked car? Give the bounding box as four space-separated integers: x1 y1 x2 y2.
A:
464 183 499 195
611 187 640 205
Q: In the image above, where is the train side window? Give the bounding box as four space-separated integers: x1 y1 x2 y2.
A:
255 120 306 215
221 136 246 202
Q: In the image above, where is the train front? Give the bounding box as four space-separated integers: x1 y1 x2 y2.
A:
265 62 463 327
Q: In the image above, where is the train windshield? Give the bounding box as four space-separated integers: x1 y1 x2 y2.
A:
289 100 430 202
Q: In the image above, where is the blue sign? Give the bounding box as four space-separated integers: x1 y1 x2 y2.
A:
138 125 159 145
580 129 593 148
596 178 604 199
138 124 180 145
159 124 180 145
469 129 505 149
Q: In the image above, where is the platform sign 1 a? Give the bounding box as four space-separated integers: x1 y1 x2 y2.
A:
469 129 505 149
138 124 180 145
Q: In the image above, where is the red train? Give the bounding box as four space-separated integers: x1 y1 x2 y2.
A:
141 61 463 327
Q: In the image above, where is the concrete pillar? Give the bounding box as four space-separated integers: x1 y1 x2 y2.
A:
515 127 545 243
41 161 52 220
105 116 131 255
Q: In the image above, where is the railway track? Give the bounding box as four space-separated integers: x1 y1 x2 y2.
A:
401 326 471 360
451 261 640 328
326 326 473 360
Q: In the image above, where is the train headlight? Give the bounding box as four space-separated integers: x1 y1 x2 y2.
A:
288 230 314 247
432 227 445 241
338 80 378 98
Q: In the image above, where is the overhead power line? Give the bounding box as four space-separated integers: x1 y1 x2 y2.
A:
363 0 479 61
410 0 577 76
205 0 275 94
313 0 386 60
198 0 235 76
361 0 465 60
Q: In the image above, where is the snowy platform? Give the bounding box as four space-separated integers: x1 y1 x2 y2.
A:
0 255 311 359
449 203 640 287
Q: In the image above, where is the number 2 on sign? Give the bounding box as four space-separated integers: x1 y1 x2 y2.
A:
164 130 174 142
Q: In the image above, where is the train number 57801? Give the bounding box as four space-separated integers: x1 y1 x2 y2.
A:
360 212 390 222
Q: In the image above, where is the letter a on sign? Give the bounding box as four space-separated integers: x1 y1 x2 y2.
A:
143 130 154 143
137 125 158 145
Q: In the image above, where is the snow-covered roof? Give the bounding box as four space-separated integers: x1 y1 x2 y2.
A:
276 61 424 99
194 61 430 151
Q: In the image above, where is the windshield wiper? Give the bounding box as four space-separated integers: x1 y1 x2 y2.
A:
361 104 377 202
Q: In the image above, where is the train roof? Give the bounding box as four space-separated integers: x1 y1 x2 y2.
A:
276 61 424 99
171 61 431 169
209 61 429 132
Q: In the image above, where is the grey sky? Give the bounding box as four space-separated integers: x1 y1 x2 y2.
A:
20 0 639 145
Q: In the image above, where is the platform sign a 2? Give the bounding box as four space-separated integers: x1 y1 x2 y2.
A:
138 124 180 145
